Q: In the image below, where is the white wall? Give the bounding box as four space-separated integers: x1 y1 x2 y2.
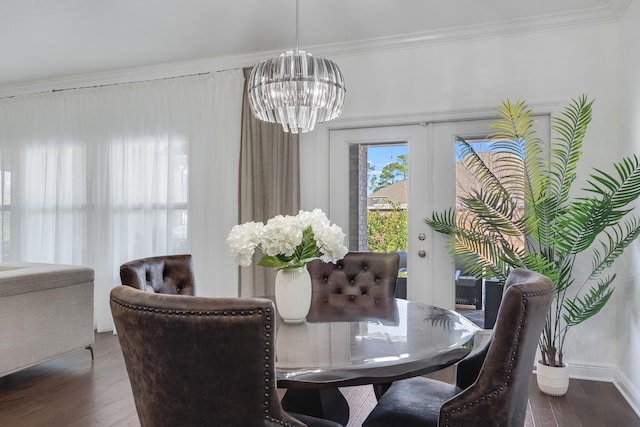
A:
301 22 624 376
617 0 640 413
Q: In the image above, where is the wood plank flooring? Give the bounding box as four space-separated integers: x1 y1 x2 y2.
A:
1 332 638 426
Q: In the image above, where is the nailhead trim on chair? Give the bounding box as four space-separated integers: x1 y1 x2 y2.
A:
441 288 553 427
111 298 267 317
111 297 303 427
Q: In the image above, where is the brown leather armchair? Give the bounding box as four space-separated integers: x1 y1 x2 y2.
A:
110 285 342 427
306 251 400 322
362 268 554 427
119 254 195 295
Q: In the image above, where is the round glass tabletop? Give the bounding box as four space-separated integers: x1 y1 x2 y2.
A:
275 296 481 388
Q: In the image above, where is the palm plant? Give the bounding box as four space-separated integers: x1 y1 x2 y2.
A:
426 96 640 367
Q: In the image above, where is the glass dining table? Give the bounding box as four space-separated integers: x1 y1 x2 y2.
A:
273 294 481 425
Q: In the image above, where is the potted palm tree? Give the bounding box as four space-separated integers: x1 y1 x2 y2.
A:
425 96 640 396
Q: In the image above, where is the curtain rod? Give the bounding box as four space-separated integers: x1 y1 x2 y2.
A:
0 67 240 101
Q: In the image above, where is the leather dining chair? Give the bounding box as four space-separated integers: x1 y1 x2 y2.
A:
119 253 195 295
362 268 554 427
110 285 342 427
305 251 400 323
307 251 400 298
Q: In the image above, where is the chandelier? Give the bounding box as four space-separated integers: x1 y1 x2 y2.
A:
247 0 346 134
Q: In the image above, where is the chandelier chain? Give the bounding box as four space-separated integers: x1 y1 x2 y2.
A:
295 0 299 53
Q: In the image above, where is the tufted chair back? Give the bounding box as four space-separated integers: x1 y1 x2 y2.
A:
305 252 400 323
307 252 400 298
110 286 341 427
120 254 195 295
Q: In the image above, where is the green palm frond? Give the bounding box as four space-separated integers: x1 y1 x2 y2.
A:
555 255 574 293
562 275 615 327
519 252 557 281
425 207 458 236
553 154 640 254
586 155 640 210
591 218 640 279
448 227 514 282
552 197 614 254
457 139 513 201
548 95 593 207
490 99 537 142
462 190 521 236
489 99 550 243
487 101 545 200
451 244 510 283
528 195 557 246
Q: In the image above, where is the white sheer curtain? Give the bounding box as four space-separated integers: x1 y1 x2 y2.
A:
0 70 245 331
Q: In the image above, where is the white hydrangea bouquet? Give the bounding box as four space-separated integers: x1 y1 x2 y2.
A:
227 209 348 269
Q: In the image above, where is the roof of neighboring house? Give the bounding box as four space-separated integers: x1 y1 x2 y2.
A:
368 180 407 207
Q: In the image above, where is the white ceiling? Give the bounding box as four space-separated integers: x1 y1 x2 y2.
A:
0 0 630 91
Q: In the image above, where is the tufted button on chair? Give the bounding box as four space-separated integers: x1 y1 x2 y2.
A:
362 268 554 427
110 285 342 427
305 252 400 323
120 254 195 295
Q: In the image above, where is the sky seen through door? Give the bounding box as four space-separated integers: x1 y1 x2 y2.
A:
367 145 408 195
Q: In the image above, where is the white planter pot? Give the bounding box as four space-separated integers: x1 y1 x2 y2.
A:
536 360 570 396
274 266 312 323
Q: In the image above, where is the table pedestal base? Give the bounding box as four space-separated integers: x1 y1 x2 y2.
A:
281 388 350 426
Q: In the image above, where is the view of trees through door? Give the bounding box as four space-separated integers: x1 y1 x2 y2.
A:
366 144 408 253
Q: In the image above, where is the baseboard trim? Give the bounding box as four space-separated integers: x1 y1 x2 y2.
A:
567 361 615 382
614 369 640 418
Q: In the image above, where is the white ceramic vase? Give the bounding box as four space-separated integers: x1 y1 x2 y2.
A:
274 266 312 323
536 360 570 396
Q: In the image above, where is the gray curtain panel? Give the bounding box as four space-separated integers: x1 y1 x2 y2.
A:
238 67 300 297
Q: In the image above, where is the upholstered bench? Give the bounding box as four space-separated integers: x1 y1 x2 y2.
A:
0 262 94 377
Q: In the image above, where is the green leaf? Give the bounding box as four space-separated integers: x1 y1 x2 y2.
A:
585 155 640 209
257 255 288 269
294 227 319 261
590 218 640 278
548 95 592 208
562 276 615 327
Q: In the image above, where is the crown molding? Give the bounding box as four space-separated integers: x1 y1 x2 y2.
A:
0 1 629 99
608 0 633 19
319 2 625 59
0 54 252 99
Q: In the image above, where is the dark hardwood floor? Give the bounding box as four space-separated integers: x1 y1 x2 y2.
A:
0 332 638 427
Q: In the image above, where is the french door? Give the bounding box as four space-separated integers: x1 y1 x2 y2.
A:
328 119 497 309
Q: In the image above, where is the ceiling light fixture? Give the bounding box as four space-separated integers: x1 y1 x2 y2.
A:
247 0 346 134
